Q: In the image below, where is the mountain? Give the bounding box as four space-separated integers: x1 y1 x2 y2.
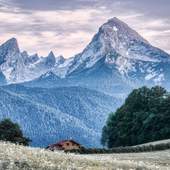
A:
53 18 170 90
55 18 170 77
0 38 20 65
45 51 56 67
0 39 64 83
22 17 170 97
23 71 65 88
0 85 120 147
1 18 170 92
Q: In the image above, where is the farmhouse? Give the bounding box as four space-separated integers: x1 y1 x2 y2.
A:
46 140 81 151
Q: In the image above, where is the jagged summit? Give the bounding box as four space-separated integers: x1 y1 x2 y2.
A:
0 37 20 65
107 17 122 22
45 51 56 66
104 17 131 29
55 17 154 77
38 71 60 80
105 17 133 30
30 53 39 58
57 55 65 60
48 51 55 58
100 17 149 46
56 55 65 64
1 37 20 53
4 37 18 45
21 51 28 56
54 17 170 86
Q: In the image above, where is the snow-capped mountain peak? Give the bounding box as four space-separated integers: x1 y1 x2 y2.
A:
21 51 28 57
27 53 39 64
0 39 62 83
54 17 170 87
57 55 65 62
48 51 55 58
100 18 170 63
42 71 55 77
45 51 56 66
0 37 20 65
55 17 153 77
101 17 149 45
1 37 20 53
38 71 59 79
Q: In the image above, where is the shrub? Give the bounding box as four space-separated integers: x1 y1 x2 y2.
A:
67 141 170 154
0 118 31 146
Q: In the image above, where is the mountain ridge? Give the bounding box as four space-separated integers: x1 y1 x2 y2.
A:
0 17 170 87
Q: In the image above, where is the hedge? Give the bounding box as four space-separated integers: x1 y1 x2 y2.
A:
66 142 170 154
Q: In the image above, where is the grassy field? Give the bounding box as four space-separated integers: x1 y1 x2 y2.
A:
0 142 170 170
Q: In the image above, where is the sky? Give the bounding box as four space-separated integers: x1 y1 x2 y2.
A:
0 0 170 58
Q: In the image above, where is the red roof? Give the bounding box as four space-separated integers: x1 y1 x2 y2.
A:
56 140 80 146
46 139 80 149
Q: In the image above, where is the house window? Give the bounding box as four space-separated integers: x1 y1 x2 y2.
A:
66 143 69 146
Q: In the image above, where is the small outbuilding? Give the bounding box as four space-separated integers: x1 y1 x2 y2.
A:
46 140 81 151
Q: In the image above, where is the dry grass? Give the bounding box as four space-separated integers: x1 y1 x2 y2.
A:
0 142 170 170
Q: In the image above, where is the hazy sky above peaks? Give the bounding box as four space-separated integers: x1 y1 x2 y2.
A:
0 0 170 57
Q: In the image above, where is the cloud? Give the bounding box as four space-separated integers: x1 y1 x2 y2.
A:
0 0 170 57
0 5 101 57
2 0 98 10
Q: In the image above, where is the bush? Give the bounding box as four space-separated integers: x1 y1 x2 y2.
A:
67 142 170 154
0 118 31 146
